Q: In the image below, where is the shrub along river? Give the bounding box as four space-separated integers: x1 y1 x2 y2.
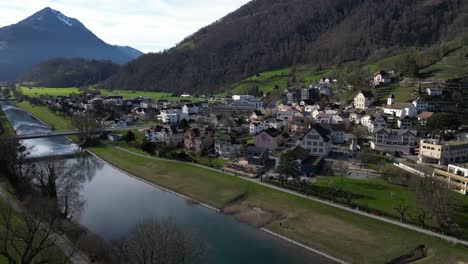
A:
1 101 335 264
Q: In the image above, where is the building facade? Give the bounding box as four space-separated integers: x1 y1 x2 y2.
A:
419 139 468 165
298 124 332 156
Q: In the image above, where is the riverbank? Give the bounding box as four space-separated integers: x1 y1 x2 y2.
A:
16 101 73 131
0 107 14 136
88 144 468 263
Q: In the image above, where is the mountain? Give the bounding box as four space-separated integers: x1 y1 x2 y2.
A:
0 7 143 81
17 58 120 88
102 0 466 94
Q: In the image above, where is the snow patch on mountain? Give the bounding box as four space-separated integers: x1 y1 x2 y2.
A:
50 9 73 27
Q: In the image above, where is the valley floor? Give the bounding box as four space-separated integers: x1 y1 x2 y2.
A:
12 102 468 263
88 144 468 264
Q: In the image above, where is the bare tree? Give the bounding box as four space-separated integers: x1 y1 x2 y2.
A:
0 200 73 264
410 207 433 229
110 219 207 264
72 112 101 143
32 158 84 219
393 198 409 223
411 177 455 233
0 138 32 197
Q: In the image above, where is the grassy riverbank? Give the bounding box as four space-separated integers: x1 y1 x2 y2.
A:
88 144 468 263
16 101 73 131
0 108 14 136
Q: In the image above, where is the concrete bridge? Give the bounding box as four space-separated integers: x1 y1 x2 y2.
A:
10 125 153 140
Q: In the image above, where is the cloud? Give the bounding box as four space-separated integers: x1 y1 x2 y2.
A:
0 0 250 53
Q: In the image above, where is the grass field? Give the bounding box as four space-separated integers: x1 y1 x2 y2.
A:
419 45 468 80
374 83 417 103
223 66 334 95
88 144 468 263
19 86 202 101
16 101 73 131
314 176 468 239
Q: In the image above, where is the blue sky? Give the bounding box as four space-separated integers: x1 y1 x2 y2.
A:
0 0 250 53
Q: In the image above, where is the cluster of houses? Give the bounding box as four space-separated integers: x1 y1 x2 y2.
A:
32 75 468 193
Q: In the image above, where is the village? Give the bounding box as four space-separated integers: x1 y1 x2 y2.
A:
19 69 468 197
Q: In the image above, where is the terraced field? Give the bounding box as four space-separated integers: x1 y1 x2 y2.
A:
419 46 468 80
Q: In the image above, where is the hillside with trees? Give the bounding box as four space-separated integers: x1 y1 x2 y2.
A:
102 0 466 93
18 58 120 88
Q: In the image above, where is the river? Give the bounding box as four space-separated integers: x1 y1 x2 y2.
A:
1 101 336 264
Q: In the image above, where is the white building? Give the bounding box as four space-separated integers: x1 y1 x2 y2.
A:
426 87 443 96
232 94 255 101
353 90 375 110
231 98 263 108
383 93 417 118
412 97 430 113
182 103 199 115
298 124 332 156
158 109 189 124
249 121 266 135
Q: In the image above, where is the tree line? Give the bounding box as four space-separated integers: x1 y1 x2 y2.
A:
17 58 119 88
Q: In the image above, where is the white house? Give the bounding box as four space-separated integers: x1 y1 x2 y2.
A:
158 109 189 124
412 97 430 113
250 121 266 135
298 124 332 156
354 90 375 110
373 70 392 86
398 115 413 129
182 103 199 115
232 94 255 101
426 87 443 96
383 93 417 118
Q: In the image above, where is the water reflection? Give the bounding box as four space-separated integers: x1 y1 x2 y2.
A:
1 101 336 264
0 102 79 157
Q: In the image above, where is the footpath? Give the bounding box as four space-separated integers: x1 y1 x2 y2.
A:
108 144 468 247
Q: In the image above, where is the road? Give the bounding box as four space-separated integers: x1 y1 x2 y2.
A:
107 144 468 247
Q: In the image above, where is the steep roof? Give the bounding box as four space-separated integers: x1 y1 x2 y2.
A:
262 127 282 138
359 90 374 98
300 124 331 142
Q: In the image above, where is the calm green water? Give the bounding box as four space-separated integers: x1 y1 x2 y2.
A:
2 101 336 264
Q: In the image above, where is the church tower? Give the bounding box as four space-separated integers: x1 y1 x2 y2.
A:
387 93 395 105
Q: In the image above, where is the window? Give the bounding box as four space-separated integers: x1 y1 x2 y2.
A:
313 142 317 146
313 148 317 152
319 142 324 146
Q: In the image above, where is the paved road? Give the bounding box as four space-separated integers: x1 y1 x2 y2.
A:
0 186 90 264
108 144 468 247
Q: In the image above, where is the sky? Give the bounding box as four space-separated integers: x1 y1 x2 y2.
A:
0 0 250 53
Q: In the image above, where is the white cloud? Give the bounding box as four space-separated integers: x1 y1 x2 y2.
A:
0 0 250 53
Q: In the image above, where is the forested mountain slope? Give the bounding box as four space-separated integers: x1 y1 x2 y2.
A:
102 0 466 93
17 58 120 88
